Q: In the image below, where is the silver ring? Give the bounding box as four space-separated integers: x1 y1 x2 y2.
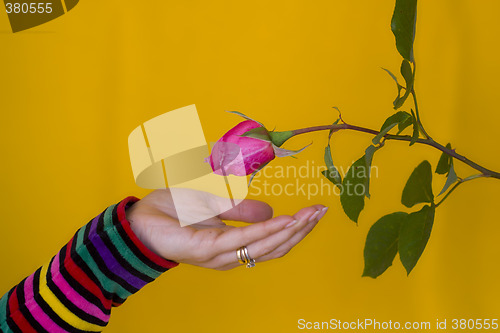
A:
236 247 245 265
236 246 256 268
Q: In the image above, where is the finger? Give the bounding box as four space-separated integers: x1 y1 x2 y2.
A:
213 209 324 271
208 208 318 269
217 199 273 223
251 206 327 259
212 214 294 253
243 206 325 259
214 212 324 271
206 205 326 268
212 204 323 254
258 207 328 262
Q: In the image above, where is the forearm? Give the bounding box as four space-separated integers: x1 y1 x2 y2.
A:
0 197 178 333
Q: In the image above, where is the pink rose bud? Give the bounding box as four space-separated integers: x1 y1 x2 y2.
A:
206 120 275 176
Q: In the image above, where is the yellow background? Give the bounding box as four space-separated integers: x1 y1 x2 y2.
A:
1 1 499 332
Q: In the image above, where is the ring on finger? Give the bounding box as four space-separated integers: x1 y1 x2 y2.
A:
236 246 256 268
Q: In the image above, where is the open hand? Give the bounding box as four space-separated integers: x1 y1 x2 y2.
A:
126 189 328 270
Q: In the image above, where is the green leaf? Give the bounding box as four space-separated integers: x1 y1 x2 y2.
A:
398 112 413 133
322 170 342 188
381 67 403 87
393 94 407 110
435 143 452 175
240 127 271 141
373 123 398 145
435 143 458 195
363 212 408 278
328 118 341 141
269 131 294 147
373 111 412 145
393 60 414 109
323 117 343 190
400 59 414 91
410 109 419 146
322 145 342 189
365 145 376 170
438 162 458 196
391 0 418 62
401 160 434 208
382 67 406 108
364 145 377 198
341 155 369 223
399 204 435 275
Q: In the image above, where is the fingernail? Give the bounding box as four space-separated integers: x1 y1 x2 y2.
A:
318 206 329 220
308 210 320 222
285 220 298 228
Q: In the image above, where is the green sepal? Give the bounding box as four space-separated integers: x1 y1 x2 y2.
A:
226 110 265 127
272 143 311 158
248 161 270 187
269 130 294 147
240 127 272 141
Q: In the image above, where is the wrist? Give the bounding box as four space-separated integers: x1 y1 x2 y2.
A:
125 205 158 256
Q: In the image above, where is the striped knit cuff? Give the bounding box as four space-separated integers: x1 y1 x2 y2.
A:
0 197 179 333
116 197 179 272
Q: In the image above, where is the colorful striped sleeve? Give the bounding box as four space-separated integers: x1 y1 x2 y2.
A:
0 196 178 333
